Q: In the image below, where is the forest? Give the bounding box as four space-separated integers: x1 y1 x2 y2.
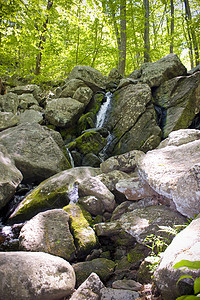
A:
0 0 199 83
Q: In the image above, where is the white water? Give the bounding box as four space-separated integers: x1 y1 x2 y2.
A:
68 183 79 203
65 147 75 168
96 92 112 128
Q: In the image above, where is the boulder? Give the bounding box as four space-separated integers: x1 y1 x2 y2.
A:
69 272 105 300
153 72 200 138
0 112 19 131
78 196 105 216
68 131 107 156
63 203 98 258
8 166 100 223
116 177 158 201
106 83 161 155
73 258 115 286
78 176 116 212
100 287 139 300
129 53 187 88
0 144 23 209
60 79 88 98
137 130 200 218
97 170 131 193
66 65 106 91
73 86 93 106
82 153 102 167
18 93 39 111
0 92 19 114
19 209 76 261
154 215 200 300
19 110 43 124
0 251 75 300
9 84 42 103
45 97 84 127
100 150 144 174
0 123 70 183
95 206 186 245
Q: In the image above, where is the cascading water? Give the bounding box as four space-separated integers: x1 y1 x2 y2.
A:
65 146 75 168
95 91 114 160
96 92 112 128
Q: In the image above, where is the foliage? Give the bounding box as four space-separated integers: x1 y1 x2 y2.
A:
0 0 199 82
173 260 200 300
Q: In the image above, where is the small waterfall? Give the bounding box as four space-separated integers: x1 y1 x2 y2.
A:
65 147 75 168
68 183 79 204
96 92 112 128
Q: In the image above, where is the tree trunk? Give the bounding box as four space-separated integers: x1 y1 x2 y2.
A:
118 0 126 76
143 0 150 62
35 0 53 75
170 0 174 53
184 0 199 66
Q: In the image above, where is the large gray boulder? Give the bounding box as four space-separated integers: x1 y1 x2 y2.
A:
100 287 139 300
137 129 200 218
129 53 187 88
9 167 100 224
0 144 23 209
106 83 161 155
18 93 39 111
19 110 43 124
95 205 186 245
0 251 75 300
0 123 70 183
19 209 76 261
45 97 84 127
66 65 106 91
154 215 200 300
0 112 19 131
0 92 19 114
153 71 200 138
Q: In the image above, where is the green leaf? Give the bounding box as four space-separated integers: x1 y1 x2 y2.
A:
194 277 200 295
174 261 200 270
176 296 200 300
176 275 193 285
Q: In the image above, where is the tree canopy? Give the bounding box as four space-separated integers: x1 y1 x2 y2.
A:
0 0 199 82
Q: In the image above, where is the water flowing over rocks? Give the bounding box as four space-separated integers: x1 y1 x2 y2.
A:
0 54 200 300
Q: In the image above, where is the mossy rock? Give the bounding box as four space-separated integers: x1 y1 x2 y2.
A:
63 203 98 258
68 131 107 155
77 112 96 134
73 258 115 287
87 92 105 114
127 244 150 264
8 177 71 224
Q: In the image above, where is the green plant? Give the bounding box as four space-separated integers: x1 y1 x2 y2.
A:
143 234 169 256
173 260 200 300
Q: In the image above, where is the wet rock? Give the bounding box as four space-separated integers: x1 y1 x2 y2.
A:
0 123 70 183
153 72 200 138
82 153 102 167
73 258 115 287
0 144 23 210
19 209 76 261
69 272 105 300
0 251 75 300
154 215 200 300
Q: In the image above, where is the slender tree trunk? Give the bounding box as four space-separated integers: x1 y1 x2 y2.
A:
170 0 174 53
144 0 150 62
184 0 199 66
118 0 126 76
35 0 53 75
